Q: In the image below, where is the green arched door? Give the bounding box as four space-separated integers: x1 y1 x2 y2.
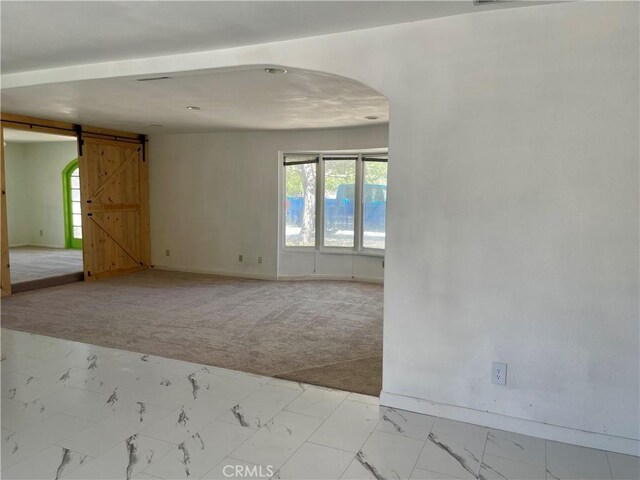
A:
62 159 82 249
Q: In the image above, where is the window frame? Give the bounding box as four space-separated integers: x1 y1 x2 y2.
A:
280 149 387 256
62 158 83 250
359 154 389 255
282 152 321 251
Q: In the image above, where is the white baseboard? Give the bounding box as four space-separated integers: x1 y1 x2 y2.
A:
10 243 67 249
380 391 640 457
152 264 276 281
277 274 383 284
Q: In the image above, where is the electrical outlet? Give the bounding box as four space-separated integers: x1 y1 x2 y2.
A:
238 254 243 262
492 362 507 386
165 249 170 257
258 256 262 264
39 229 44 236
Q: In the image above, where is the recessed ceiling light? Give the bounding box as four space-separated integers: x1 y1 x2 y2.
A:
136 76 171 82
186 106 201 111
365 116 380 120
264 67 287 75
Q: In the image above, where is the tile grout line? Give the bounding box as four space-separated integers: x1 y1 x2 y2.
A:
477 430 490 477
406 415 437 480
267 387 357 477
605 451 614 480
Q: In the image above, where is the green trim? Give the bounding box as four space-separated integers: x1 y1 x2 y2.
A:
62 158 82 249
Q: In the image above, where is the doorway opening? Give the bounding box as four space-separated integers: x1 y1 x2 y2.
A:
62 158 82 250
3 128 83 293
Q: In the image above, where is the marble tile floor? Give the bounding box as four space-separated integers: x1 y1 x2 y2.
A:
1 328 637 480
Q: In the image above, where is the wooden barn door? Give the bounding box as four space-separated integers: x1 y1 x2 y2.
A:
80 136 150 280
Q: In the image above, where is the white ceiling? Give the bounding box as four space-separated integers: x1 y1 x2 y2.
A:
0 1 533 134
0 1 512 74
3 129 77 143
0 67 389 134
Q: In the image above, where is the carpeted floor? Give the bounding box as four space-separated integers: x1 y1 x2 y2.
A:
0 269 383 395
9 246 83 284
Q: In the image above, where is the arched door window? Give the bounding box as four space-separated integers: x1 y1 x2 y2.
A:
62 159 82 249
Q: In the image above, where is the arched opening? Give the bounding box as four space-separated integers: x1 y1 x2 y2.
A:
62 158 82 249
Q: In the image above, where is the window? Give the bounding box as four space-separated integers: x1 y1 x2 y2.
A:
63 159 82 249
323 156 357 247
284 154 318 247
282 151 388 252
362 156 388 250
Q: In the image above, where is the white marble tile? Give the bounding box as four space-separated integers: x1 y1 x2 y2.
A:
142 420 255 480
278 442 354 480
415 418 488 479
479 454 546 480
1 333 57 358
484 429 546 467
59 402 173 457
76 368 199 411
377 407 436 440
0 353 46 374
607 452 640 480
268 378 307 392
133 474 165 480
35 385 136 423
21 341 98 364
1 413 94 469
308 399 381 453
545 441 612 480
141 394 237 445
218 383 303 429
207 374 272 402
3 368 88 404
1 328 630 480
229 410 324 469
340 430 425 480
284 385 348 419
410 467 465 479
64 434 173 480
1 397 52 432
1 445 91 480
203 457 267 480
347 392 379 405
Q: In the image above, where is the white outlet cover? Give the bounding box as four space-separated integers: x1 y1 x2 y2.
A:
492 362 507 386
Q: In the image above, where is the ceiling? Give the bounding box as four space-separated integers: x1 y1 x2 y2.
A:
1 1 513 74
3 129 76 143
0 67 389 134
0 1 533 134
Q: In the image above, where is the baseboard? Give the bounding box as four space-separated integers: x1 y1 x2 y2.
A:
10 243 67 249
380 391 640 457
277 274 384 284
152 264 276 281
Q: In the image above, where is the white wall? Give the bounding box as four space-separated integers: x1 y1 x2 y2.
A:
144 2 639 453
149 125 388 280
4 140 78 247
5 143 29 245
5 1 638 454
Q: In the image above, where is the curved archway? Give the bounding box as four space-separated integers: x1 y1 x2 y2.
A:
62 158 82 249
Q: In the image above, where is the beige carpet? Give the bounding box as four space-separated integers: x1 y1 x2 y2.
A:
9 246 83 284
1 269 383 395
